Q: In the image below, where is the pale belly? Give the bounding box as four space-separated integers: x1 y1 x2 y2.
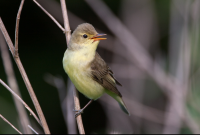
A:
63 51 105 100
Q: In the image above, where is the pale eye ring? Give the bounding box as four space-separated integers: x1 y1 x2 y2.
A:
83 34 88 38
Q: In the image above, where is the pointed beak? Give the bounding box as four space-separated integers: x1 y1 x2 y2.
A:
90 34 107 41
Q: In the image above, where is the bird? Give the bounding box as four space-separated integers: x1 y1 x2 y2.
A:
63 23 130 118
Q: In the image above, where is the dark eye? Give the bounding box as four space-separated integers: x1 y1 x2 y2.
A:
83 34 88 38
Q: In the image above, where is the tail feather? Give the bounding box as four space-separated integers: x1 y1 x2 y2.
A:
118 98 130 116
105 90 130 116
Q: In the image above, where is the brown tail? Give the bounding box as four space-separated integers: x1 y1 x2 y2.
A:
105 90 130 116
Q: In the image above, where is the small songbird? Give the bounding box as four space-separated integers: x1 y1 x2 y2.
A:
63 23 130 117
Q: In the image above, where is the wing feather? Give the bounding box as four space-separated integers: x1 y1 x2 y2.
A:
90 52 122 97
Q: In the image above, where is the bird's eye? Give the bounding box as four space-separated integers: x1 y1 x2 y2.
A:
83 34 88 38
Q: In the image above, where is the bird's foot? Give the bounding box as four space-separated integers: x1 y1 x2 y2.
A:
73 109 84 118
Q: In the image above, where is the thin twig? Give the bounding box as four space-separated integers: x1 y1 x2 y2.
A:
0 79 41 126
36 0 77 133
33 0 65 32
0 114 22 134
31 0 122 62
14 0 25 58
28 125 39 134
60 0 85 134
0 19 15 54
0 31 32 134
0 18 50 134
60 0 71 44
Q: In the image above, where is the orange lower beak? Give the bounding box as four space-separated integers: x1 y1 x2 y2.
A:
90 34 107 41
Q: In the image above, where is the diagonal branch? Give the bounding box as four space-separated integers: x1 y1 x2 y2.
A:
33 0 65 32
0 18 50 134
0 30 32 134
0 114 22 134
60 0 85 134
14 0 25 57
0 79 41 126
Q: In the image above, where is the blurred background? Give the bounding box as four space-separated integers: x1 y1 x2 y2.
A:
0 0 200 134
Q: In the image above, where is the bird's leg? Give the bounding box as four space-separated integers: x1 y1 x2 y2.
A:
73 99 93 118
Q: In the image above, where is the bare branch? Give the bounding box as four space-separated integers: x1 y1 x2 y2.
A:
14 0 25 57
0 79 41 126
0 18 50 134
0 114 22 134
30 0 126 62
60 0 85 134
33 0 65 32
60 0 71 44
0 18 15 54
0 31 32 133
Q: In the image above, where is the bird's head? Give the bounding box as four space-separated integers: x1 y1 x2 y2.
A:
69 23 106 50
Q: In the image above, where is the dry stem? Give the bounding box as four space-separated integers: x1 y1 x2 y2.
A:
0 31 32 134
0 18 50 134
60 0 85 134
60 0 71 44
33 0 65 32
14 0 25 57
0 114 22 134
0 79 41 126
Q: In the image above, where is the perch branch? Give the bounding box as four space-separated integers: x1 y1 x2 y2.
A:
0 114 22 134
60 0 71 44
60 0 85 134
0 18 50 134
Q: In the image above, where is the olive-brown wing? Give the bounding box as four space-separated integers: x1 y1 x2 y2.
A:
90 52 122 97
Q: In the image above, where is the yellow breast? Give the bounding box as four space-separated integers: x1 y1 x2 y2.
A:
63 49 105 100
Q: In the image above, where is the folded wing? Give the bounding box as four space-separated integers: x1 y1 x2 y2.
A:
89 52 122 97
